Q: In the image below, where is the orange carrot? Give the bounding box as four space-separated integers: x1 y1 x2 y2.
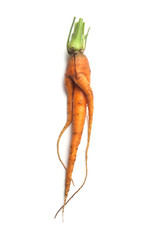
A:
55 17 93 219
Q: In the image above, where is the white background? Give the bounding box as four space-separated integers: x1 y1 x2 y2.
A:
0 0 159 239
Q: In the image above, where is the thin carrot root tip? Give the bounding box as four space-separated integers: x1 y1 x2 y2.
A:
55 17 93 220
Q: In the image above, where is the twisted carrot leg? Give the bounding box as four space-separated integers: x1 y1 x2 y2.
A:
57 76 74 185
73 73 94 151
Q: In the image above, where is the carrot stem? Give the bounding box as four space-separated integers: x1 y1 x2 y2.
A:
67 17 76 50
67 17 90 54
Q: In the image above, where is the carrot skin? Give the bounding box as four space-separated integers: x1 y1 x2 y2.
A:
65 76 74 124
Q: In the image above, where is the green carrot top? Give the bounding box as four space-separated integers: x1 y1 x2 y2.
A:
67 17 90 54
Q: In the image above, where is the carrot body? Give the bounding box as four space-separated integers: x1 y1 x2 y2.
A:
63 52 93 213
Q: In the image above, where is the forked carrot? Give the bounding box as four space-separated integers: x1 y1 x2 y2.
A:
55 17 94 219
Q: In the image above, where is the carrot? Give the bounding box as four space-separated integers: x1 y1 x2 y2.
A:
55 17 93 219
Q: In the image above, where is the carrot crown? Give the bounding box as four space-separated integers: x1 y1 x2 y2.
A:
67 17 90 54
